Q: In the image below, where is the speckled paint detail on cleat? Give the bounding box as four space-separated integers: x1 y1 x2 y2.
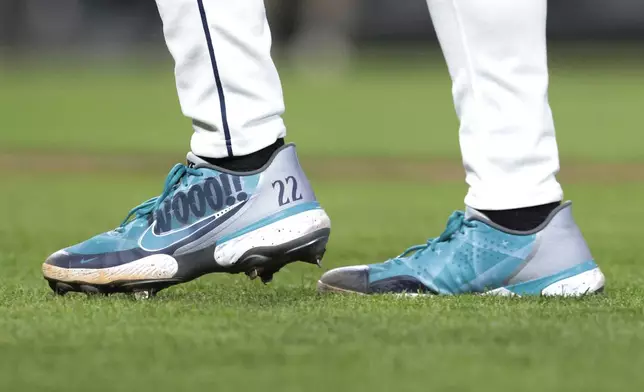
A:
42 254 179 285
214 208 330 267
42 144 332 295
45 227 330 297
484 263 605 297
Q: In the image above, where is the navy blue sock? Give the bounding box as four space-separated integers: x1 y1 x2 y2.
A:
481 202 561 231
200 138 284 172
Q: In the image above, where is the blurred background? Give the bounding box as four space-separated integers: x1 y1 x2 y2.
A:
2 0 644 54
1 0 643 161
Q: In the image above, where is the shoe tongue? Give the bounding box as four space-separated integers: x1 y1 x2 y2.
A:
186 152 215 169
465 206 491 222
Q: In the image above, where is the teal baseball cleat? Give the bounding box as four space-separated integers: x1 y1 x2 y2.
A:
318 202 604 296
43 144 331 296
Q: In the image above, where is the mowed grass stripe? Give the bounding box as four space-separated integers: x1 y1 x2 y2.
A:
2 150 644 183
1 58 644 161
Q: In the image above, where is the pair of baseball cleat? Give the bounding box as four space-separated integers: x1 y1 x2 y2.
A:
42 144 605 298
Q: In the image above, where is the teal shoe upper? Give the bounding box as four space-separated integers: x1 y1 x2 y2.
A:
319 202 598 296
46 144 323 271
367 211 537 294
51 162 260 269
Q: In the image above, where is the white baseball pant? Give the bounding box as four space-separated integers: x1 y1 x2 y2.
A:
154 0 563 210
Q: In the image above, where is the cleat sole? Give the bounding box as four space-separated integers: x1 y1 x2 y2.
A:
45 228 330 296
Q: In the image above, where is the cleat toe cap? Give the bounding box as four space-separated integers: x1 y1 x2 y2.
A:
43 250 71 268
317 265 369 294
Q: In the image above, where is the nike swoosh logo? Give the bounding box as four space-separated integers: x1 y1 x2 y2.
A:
79 257 99 265
138 201 247 252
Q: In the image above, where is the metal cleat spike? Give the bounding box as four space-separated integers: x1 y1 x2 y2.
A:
247 269 259 280
80 285 100 295
133 290 155 300
52 282 72 296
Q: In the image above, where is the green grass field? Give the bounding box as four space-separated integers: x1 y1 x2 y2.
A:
1 54 644 391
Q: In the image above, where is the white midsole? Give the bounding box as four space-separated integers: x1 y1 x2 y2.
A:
43 209 330 284
214 208 331 267
484 267 605 297
42 254 178 285
320 267 605 298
